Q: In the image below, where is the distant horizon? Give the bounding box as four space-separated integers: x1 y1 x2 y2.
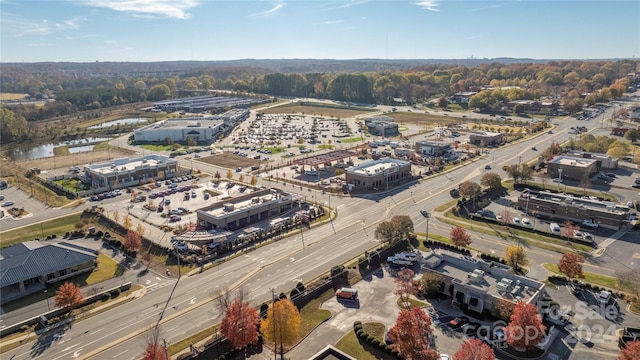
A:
2 56 638 65
1 1 638 62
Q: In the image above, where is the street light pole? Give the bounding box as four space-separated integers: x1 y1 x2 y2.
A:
44 289 51 311
421 210 430 242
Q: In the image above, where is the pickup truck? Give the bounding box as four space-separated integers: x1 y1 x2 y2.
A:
387 255 414 266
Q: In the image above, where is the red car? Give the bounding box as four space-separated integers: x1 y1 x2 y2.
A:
449 316 469 329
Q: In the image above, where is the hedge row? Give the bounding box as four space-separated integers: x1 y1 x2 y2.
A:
352 321 401 359
548 275 634 303
423 239 471 256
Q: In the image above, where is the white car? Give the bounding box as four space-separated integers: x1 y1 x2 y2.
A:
597 290 611 304
552 178 563 183
496 215 503 221
581 219 599 229
522 218 532 227
513 217 521 225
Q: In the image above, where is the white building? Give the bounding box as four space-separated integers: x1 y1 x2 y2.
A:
133 109 249 144
345 158 412 190
83 154 178 189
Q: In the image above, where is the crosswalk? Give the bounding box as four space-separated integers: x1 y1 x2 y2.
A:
145 279 177 293
591 229 627 257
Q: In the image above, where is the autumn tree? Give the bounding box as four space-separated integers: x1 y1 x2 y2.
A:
420 271 444 298
505 302 546 351
261 298 300 357
214 171 222 183
395 268 417 307
136 223 147 239
142 327 165 360
387 307 438 360
505 245 528 272
113 210 120 224
560 220 579 241
498 209 513 228
374 215 414 245
250 176 258 186
123 215 132 230
454 338 495 360
458 181 481 200
226 169 233 179
220 297 260 351
450 226 472 247
124 230 142 253
625 128 640 143
494 298 516 322
480 173 502 190
54 282 83 309
557 252 585 279
619 340 640 360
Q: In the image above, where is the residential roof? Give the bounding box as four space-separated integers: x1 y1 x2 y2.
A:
1 241 97 287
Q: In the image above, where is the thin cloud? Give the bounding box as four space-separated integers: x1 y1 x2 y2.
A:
468 1 519 12
330 0 369 10
56 17 84 29
318 20 344 25
250 2 285 17
1 14 51 37
414 1 439 12
83 0 199 20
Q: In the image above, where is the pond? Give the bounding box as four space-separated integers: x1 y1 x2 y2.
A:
87 118 148 129
6 137 112 161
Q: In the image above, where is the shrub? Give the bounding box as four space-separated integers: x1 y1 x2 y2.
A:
379 342 388 350
295 281 305 293
371 338 380 346
330 265 345 277
101 293 110 301
367 335 375 343
260 303 269 319
278 292 287 300
359 331 368 340
358 256 369 268
356 329 364 337
110 288 121 298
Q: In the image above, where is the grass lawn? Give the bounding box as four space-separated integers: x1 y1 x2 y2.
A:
396 297 428 309
54 178 84 192
139 144 176 151
340 137 365 143
317 145 335 150
433 200 457 212
542 263 618 289
298 289 333 337
0 214 83 248
0 93 29 101
335 322 389 360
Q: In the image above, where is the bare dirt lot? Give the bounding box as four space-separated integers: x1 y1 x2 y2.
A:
198 153 260 169
258 102 376 118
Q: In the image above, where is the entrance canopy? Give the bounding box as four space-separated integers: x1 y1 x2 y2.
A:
293 150 357 167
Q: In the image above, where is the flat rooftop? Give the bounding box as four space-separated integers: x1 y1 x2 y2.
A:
293 150 356 167
205 193 277 217
426 252 543 303
151 118 223 130
521 189 630 215
86 154 174 175
549 156 597 167
348 158 409 176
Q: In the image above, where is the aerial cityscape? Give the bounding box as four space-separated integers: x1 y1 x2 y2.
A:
1 1 640 360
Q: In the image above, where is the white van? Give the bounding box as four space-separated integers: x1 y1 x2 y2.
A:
550 223 560 233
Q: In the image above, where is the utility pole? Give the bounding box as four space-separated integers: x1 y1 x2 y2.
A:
163 338 169 360
271 288 277 360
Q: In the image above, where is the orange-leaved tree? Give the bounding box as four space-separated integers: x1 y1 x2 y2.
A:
387 307 438 360
450 226 472 247
557 252 585 279
142 327 165 360
619 340 640 360
54 282 83 309
124 230 142 253
261 298 300 357
454 338 495 360
395 268 418 307
220 297 260 350
505 302 546 351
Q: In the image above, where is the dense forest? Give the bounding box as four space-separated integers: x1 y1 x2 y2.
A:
1 59 639 144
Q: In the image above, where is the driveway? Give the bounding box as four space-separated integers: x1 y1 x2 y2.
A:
286 267 467 359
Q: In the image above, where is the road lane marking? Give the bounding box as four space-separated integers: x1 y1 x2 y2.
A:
113 350 128 358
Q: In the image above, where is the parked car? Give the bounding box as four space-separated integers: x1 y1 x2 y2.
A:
2 201 15 207
169 215 182 222
581 219 599 229
550 222 560 233
597 290 611 304
512 217 521 225
449 316 469 329
522 218 532 227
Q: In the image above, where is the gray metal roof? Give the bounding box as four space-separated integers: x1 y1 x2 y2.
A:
1 241 97 287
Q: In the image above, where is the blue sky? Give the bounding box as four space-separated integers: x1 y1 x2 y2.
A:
1 0 638 63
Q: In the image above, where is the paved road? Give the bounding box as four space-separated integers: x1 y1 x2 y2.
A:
3 98 640 359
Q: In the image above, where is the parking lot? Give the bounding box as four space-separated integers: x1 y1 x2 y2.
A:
0 185 48 223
